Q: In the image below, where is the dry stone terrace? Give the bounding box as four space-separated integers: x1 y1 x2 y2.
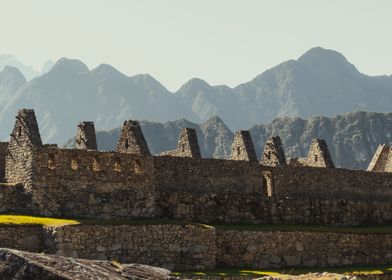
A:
1 108 392 225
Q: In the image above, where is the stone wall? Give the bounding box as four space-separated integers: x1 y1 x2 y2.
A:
160 128 201 158
0 184 31 214
0 226 43 252
157 192 392 226
30 147 156 218
47 224 215 270
270 165 392 199
154 156 262 194
2 224 392 271
216 230 392 269
0 142 8 181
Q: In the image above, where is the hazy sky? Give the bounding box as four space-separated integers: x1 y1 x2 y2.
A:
0 0 391 91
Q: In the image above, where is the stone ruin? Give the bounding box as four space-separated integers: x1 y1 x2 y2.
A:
230 130 257 162
159 128 201 158
2 109 392 272
75 121 97 150
260 136 286 166
289 139 335 168
2 108 392 226
367 144 392 172
116 120 151 155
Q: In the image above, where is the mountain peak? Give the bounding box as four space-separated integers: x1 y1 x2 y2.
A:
0 66 26 84
298 47 358 73
177 78 211 93
1 65 25 77
90 63 126 79
49 57 89 75
0 66 26 93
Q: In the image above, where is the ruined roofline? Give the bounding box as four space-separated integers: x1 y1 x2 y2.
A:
367 144 391 172
75 121 97 150
230 130 257 162
159 127 201 158
10 109 42 147
260 136 287 166
116 120 151 156
305 139 335 168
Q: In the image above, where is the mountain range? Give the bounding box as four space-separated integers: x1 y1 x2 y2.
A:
1 47 392 145
0 55 53 81
64 111 392 170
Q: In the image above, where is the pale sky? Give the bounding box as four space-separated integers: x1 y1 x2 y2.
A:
0 0 391 91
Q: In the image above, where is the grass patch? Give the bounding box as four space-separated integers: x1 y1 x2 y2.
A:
0 215 212 229
174 265 392 278
2 214 392 233
0 215 79 227
213 223 392 234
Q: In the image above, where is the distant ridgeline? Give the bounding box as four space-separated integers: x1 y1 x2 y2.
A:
1 109 392 226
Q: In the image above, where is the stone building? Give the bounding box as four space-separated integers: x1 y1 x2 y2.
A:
2 109 392 226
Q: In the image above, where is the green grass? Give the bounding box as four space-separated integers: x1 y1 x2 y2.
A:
174 265 392 278
2 214 392 233
0 215 79 227
0 215 211 228
213 223 392 234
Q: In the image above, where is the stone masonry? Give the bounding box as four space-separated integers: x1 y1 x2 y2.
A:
260 136 287 166
0 142 8 181
291 139 335 168
230 130 257 162
159 128 201 158
2 109 392 226
367 144 392 172
1 224 392 270
2 108 392 271
117 120 151 155
75 121 97 150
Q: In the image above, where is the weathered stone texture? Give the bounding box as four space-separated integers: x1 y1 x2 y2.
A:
159 128 201 158
230 131 257 162
157 192 392 226
303 139 335 168
75 121 97 150
0 226 43 252
117 120 151 155
216 230 392 269
270 165 392 198
0 142 8 180
0 224 216 271
31 147 155 218
367 144 392 172
154 156 262 194
0 183 31 213
4 109 392 225
260 136 286 166
3 224 392 271
5 109 42 186
48 224 215 270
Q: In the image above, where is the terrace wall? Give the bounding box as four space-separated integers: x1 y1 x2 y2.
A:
29 147 156 218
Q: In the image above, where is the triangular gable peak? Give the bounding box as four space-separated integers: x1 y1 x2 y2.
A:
117 120 151 156
260 136 287 166
230 131 257 162
75 121 97 150
306 139 335 168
